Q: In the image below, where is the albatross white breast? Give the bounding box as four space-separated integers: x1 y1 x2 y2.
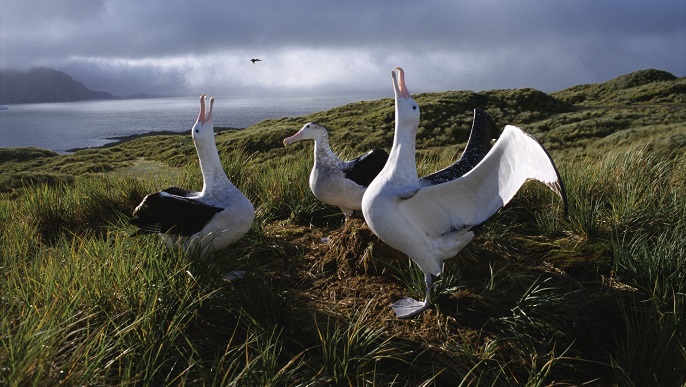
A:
361 68 568 318
283 122 389 219
130 95 254 253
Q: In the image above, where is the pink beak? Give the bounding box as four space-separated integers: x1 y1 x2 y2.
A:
283 130 304 146
197 94 214 124
392 67 412 100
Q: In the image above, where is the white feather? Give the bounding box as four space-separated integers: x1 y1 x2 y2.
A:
398 125 563 237
361 67 566 318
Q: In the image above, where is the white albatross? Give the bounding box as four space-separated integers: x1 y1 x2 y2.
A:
362 68 568 318
283 122 389 219
130 95 254 253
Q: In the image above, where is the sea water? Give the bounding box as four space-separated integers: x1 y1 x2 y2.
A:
0 94 386 153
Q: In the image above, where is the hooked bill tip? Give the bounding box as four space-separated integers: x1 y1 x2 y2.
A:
391 67 411 99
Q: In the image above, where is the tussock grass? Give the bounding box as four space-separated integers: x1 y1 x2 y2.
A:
248 154 333 224
314 302 397 384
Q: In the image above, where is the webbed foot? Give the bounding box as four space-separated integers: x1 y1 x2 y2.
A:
391 297 429 318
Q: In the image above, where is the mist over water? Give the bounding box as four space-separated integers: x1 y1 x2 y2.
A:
0 94 385 153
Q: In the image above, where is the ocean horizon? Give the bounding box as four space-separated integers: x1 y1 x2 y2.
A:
0 94 387 153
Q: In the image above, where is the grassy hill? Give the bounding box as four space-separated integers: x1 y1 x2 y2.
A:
551 68 685 105
2 69 683 180
0 67 115 104
1 69 685 385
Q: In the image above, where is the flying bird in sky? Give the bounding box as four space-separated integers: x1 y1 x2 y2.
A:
250 58 262 64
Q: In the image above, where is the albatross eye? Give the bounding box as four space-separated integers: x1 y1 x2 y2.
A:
412 105 417 110
195 129 199 133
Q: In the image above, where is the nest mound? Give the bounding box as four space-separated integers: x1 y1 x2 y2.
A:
318 218 407 278
300 218 410 320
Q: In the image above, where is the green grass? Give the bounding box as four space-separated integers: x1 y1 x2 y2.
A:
1 69 685 385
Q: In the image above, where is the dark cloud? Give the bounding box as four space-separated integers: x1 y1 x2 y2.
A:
1 0 683 96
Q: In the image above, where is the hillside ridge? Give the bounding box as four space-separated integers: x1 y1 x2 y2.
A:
0 67 114 104
0 68 684 186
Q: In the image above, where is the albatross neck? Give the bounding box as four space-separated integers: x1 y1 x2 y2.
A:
313 130 342 167
385 117 419 182
196 138 231 195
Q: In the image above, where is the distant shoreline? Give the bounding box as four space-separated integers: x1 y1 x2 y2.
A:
65 127 241 153
0 93 381 153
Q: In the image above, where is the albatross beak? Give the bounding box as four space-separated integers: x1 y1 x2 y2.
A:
197 94 208 124
392 67 412 100
197 94 214 124
283 130 303 146
207 96 214 123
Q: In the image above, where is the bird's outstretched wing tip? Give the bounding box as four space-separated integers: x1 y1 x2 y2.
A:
521 128 569 217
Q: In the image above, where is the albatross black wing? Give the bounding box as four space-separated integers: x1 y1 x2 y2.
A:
420 108 499 186
161 186 194 197
342 148 390 187
130 189 224 237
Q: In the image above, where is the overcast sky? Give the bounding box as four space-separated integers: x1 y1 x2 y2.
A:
1 0 684 97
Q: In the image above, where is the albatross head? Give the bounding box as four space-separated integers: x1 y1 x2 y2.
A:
391 67 420 130
192 94 215 144
282 122 326 146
